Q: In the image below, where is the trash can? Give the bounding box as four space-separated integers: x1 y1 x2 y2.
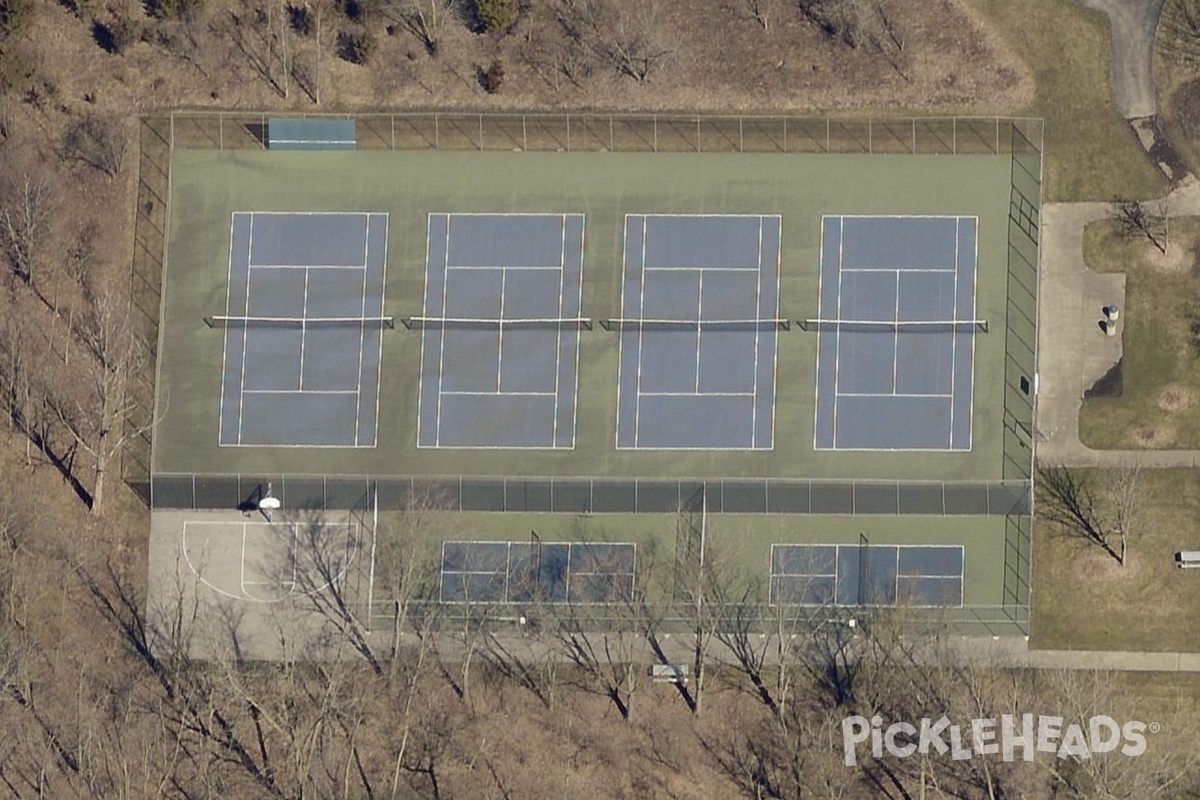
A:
1105 305 1120 321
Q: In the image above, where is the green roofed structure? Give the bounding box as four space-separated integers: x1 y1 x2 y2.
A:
268 117 357 150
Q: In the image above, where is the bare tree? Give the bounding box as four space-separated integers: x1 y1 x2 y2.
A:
1038 464 1145 567
50 284 149 515
61 115 126 178
389 0 453 55
604 0 673 82
0 169 53 284
1112 196 1169 254
727 0 778 31
1037 465 1124 564
1104 458 1143 567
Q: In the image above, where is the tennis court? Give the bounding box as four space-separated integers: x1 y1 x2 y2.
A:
770 542 964 607
813 215 978 451
217 212 388 447
416 213 585 449
440 539 635 603
615 214 782 450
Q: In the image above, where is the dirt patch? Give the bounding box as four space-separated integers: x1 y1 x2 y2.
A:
1085 360 1124 398
1076 547 1141 581
1159 384 1193 412
1129 422 1176 448
1143 240 1194 272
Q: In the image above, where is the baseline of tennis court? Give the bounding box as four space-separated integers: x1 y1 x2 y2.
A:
813 215 977 451
769 543 964 607
217 212 388 447
439 540 635 603
616 214 781 450
416 213 585 449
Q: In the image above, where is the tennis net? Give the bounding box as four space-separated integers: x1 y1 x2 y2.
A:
402 316 593 331
205 315 396 329
798 319 988 333
599 318 791 332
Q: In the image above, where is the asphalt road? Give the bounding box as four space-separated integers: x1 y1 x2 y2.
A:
1075 0 1168 119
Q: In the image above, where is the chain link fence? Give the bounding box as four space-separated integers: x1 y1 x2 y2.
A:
163 111 1043 156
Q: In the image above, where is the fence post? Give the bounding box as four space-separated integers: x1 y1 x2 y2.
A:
911 118 916 154
434 113 440 150
868 118 872 154
653 115 658 152
609 115 614 152
696 116 700 152
522 114 527 151
566 114 571 152
391 115 395 150
739 116 744 152
218 114 223 150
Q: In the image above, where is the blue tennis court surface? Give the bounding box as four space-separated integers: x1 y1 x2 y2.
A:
417 213 585 448
814 216 978 451
770 543 964 606
616 214 781 449
218 212 387 447
440 540 635 603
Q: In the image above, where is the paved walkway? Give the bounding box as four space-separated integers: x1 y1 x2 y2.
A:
1074 0 1167 118
1036 184 1200 468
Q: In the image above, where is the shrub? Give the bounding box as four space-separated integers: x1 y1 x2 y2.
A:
473 0 518 33
336 29 375 64
480 58 504 93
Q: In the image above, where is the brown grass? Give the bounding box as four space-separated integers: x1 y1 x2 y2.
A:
1032 469 1200 652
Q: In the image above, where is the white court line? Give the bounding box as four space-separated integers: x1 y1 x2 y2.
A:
835 392 953 399
236 214 255 445
967 217 979 450
370 213 390 448
570 215 586 450
243 389 359 395
552 215 567 448
441 390 558 397
352 217 370 446
640 391 754 397
770 216 782 450
839 266 956 274
297 266 310 391
891 271 901 394
948 218 960 448
812 218 828 450
435 215 451 447
415 214 433 447
694 270 704 393
831 219 846 449
244 211 371 216
446 264 562 271
750 216 763 448
217 212 238 446
644 265 759 272
615 217 629 449
248 264 366 271
495 268 508 393
633 215 649 447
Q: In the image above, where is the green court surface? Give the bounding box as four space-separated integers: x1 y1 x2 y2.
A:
156 149 1013 483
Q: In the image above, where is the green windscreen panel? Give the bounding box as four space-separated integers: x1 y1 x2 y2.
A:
268 118 357 151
